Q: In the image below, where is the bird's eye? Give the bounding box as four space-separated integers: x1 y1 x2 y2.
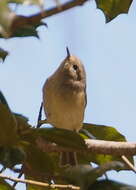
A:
73 64 78 70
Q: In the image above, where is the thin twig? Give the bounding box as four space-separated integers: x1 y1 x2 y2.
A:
121 155 136 173
0 173 80 189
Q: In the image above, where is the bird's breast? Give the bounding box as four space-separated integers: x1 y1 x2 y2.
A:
44 87 85 131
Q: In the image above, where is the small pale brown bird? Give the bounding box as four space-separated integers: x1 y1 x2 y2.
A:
42 48 86 166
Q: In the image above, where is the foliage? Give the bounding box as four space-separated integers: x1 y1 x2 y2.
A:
62 162 125 190
0 0 133 62
0 91 135 189
0 179 14 190
95 0 132 23
90 179 136 190
0 0 135 190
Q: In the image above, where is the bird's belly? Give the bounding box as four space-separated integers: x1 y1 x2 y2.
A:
46 93 85 131
51 110 83 131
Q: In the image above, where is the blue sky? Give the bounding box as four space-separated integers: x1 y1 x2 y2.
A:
0 0 136 188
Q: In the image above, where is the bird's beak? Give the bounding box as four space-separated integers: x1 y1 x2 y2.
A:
66 47 70 59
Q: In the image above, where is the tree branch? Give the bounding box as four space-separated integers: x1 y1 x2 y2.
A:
11 0 88 30
37 138 136 156
85 139 136 155
31 0 88 19
0 173 79 190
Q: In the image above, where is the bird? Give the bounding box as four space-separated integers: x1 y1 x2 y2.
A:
42 47 87 166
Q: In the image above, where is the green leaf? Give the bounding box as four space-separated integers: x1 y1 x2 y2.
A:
95 0 133 23
0 146 26 168
12 25 39 38
0 103 19 146
11 21 47 38
91 179 136 190
12 26 39 38
82 123 125 141
78 151 134 170
37 127 86 150
23 144 55 178
14 113 32 137
14 113 29 123
80 123 134 169
27 184 46 190
0 1 46 38
63 165 94 189
63 162 125 190
0 179 15 190
0 91 10 109
0 48 8 62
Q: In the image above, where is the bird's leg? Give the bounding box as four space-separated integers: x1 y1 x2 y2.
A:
37 119 48 128
37 102 48 128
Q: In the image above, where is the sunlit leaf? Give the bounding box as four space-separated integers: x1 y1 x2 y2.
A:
95 0 133 22
82 123 125 141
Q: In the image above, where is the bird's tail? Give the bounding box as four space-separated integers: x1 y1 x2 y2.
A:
59 152 78 166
